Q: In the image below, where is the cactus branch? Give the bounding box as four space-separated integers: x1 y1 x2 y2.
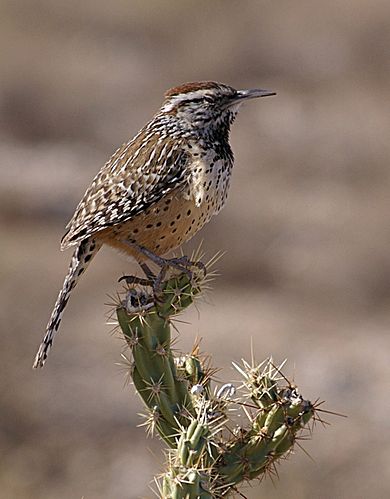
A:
114 261 320 498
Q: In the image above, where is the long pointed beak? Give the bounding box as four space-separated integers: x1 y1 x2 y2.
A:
236 88 276 100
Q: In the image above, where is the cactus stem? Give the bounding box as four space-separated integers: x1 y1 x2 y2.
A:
112 259 324 498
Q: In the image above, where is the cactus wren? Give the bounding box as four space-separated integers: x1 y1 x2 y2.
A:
33 81 275 368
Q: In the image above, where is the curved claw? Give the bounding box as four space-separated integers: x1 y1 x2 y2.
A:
119 275 154 287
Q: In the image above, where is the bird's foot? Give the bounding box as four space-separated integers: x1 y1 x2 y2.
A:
119 257 206 305
118 269 169 305
118 275 154 287
119 240 206 304
166 255 207 276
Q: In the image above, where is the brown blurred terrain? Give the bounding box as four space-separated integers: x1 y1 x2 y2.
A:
1 1 390 497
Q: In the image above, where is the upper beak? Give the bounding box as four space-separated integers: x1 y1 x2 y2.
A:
236 88 277 101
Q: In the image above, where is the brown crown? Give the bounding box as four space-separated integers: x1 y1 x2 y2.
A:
165 81 223 98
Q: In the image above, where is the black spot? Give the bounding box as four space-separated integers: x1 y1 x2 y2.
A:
170 221 175 226
75 228 87 239
156 244 160 249
172 228 177 233
191 219 195 225
165 198 171 205
57 297 69 315
156 222 162 227
133 228 139 234
160 235 165 240
163 206 169 212
84 254 92 263
146 224 153 229
176 214 181 220
187 209 191 216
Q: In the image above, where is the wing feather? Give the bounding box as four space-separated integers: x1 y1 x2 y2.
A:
61 127 190 249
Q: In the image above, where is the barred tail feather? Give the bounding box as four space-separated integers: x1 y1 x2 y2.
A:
33 238 101 368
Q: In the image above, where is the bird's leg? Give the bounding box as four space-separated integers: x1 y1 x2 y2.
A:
123 241 176 269
152 265 169 300
120 240 202 275
119 240 207 299
139 262 156 280
119 263 168 303
119 260 166 301
119 261 156 288
118 241 208 308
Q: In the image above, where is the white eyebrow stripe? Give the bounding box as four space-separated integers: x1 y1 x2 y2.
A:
161 89 215 112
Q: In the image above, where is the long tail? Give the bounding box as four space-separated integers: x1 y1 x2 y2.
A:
33 238 102 368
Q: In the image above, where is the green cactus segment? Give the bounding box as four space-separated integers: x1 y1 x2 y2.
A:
178 419 210 466
162 468 213 499
156 272 202 319
162 418 213 499
217 378 314 484
116 271 203 447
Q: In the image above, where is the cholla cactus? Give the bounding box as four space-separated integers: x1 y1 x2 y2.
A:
114 261 321 498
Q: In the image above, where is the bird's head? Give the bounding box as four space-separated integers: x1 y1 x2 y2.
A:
161 81 275 136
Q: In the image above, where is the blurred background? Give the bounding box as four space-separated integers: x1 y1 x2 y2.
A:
1 1 390 497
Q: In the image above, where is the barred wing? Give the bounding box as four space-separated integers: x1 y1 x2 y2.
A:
61 130 190 249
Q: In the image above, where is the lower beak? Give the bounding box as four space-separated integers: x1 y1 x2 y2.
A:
236 88 276 100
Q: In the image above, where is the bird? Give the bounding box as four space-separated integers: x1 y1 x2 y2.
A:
33 81 275 368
